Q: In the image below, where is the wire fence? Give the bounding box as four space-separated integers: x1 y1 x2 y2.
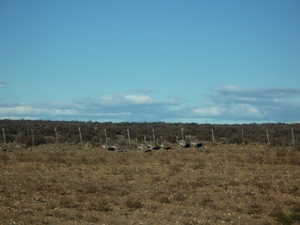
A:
1 124 299 148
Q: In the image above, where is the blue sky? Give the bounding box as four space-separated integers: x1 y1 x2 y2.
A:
0 0 300 123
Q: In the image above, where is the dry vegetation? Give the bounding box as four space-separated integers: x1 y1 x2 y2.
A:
1 120 299 147
1 142 300 225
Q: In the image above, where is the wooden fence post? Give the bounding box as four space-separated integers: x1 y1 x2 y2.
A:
31 129 35 147
152 129 156 142
241 129 245 144
79 128 83 145
181 128 185 140
127 128 131 147
211 129 215 143
266 128 270 145
2 128 6 144
104 129 108 144
55 128 58 143
291 128 295 146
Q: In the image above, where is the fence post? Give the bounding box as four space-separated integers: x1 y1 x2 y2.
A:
181 128 185 140
104 129 108 144
152 129 156 142
31 129 35 147
2 128 6 144
266 128 270 145
291 128 295 146
78 128 83 145
55 128 58 143
127 128 131 147
241 129 245 144
211 129 215 143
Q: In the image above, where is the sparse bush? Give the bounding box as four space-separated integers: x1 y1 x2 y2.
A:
4 134 15 143
78 155 89 164
293 204 300 213
88 198 112 212
247 203 263 215
125 198 143 209
201 196 213 206
34 135 46 146
159 196 170 204
192 161 205 169
87 216 100 223
159 158 170 165
271 211 300 225
59 196 79 209
78 182 99 194
189 180 205 188
0 153 9 164
180 218 197 225
173 192 187 201
272 138 284 146
276 148 289 157
289 151 300 166
293 146 300 151
287 185 299 194
229 135 243 144
169 163 185 175
14 132 33 147
47 151 68 164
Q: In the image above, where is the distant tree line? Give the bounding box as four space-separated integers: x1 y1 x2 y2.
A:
0 119 299 147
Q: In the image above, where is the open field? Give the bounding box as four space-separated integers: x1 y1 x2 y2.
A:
1 142 300 224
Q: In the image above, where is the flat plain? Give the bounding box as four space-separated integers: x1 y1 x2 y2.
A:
1 142 300 225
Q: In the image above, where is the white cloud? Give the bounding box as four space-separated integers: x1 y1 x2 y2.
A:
212 86 300 101
193 107 222 116
0 93 179 121
99 94 154 105
228 104 263 117
192 103 263 121
124 95 153 104
100 95 121 103
0 87 299 123
0 106 39 114
0 105 77 116
213 85 243 93
201 86 300 122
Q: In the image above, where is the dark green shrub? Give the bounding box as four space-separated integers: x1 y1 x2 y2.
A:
125 198 143 209
271 211 300 225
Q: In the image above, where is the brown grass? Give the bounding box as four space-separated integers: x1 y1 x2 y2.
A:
0 143 300 224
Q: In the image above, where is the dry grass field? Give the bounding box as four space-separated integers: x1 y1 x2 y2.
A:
1 142 300 225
